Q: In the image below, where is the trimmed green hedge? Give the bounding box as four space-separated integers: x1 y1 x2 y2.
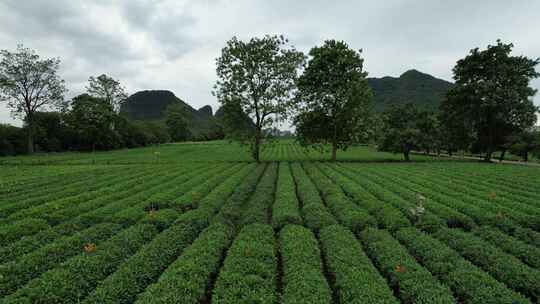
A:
82 164 253 304
434 227 540 302
212 164 267 229
290 163 336 232
0 228 60 264
134 223 235 303
0 223 123 297
319 225 398 304
212 224 278 304
395 227 531 304
3 224 158 303
279 225 332 304
272 163 302 230
0 218 50 245
322 164 410 231
360 228 455 304
304 163 375 233
240 163 278 226
473 226 540 269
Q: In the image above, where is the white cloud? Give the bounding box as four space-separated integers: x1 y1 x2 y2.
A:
1 0 539 127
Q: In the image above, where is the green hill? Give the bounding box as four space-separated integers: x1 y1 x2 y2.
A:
368 69 453 111
120 90 217 138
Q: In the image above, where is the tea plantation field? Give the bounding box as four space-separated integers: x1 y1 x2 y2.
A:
1 142 539 303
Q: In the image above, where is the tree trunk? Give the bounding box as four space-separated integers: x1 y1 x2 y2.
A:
404 149 410 161
253 128 261 163
523 152 528 162
448 150 453 157
484 149 493 162
331 118 338 162
331 142 337 162
26 113 34 154
499 149 506 162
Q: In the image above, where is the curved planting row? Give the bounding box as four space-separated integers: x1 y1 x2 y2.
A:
290 163 336 232
0 166 116 202
332 164 444 232
1 166 153 224
0 165 144 221
359 165 478 230
212 224 278 303
319 163 410 231
279 225 332 304
386 165 540 230
134 223 235 303
272 162 302 230
212 164 267 228
3 224 158 303
395 227 532 304
240 163 278 226
472 226 540 269
0 223 124 297
319 225 398 304
433 228 540 302
303 163 375 233
359 228 456 304
0 164 201 255
342 165 473 231
80 164 253 304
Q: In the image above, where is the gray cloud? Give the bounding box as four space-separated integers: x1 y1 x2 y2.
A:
1 0 539 127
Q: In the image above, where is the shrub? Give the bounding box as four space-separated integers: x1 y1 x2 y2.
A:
212 224 277 304
0 218 50 245
134 223 235 303
272 162 302 230
321 163 410 231
434 227 540 302
279 225 332 304
359 228 456 304
319 225 398 304
473 226 540 269
395 227 531 304
3 224 157 303
0 223 123 297
304 163 376 233
240 163 278 226
290 162 336 231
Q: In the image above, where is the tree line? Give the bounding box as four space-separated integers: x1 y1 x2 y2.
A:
214 36 539 162
0 45 215 156
1 39 539 161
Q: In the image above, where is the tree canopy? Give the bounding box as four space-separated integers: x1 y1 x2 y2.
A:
87 74 128 113
443 40 539 161
294 40 373 161
0 45 67 153
214 35 305 162
165 103 191 142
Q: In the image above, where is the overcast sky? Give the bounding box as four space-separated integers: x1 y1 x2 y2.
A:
1 0 539 126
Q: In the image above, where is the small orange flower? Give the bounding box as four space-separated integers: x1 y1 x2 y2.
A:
395 264 406 273
83 243 97 253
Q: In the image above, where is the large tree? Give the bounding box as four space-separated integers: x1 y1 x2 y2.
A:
294 40 373 161
64 94 117 152
445 40 539 161
214 35 305 162
86 74 128 113
378 103 422 161
165 103 191 142
0 45 67 153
